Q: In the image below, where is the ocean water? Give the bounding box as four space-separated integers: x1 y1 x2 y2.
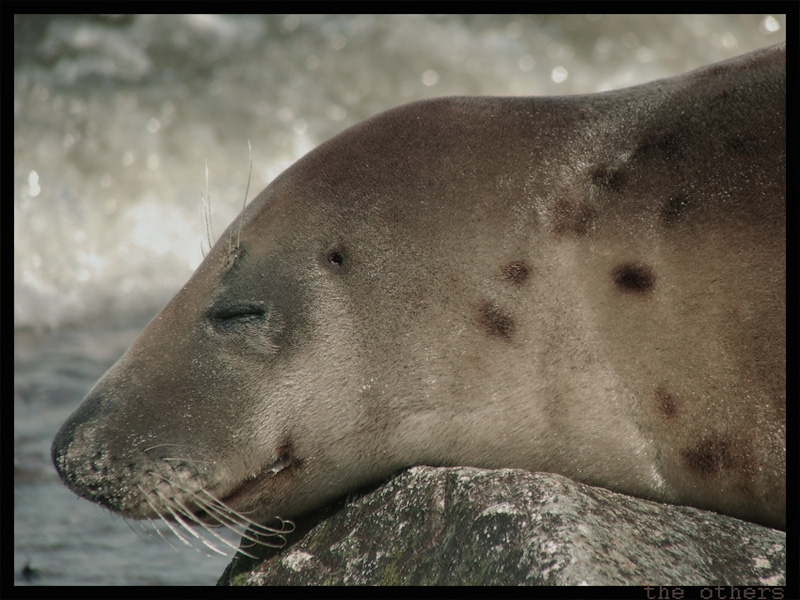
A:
13 14 785 586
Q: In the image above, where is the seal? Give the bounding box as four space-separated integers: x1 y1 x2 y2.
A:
52 42 786 547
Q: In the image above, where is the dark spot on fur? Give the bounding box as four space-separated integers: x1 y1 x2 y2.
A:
723 133 762 158
613 263 655 294
327 250 344 267
655 386 680 420
478 302 515 340
661 194 694 225
632 129 686 162
589 165 626 193
501 261 530 286
685 434 756 474
680 434 760 484
684 435 757 493
551 199 597 236
682 438 731 477
323 245 347 272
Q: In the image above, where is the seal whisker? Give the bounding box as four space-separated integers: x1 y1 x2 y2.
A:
236 140 252 255
159 476 293 548
139 518 186 554
143 516 205 556
123 516 164 546
141 443 185 454
203 159 214 254
226 140 252 267
168 494 258 558
160 457 213 465
144 449 214 467
155 490 235 558
140 487 198 552
187 492 287 550
142 467 290 555
196 488 295 537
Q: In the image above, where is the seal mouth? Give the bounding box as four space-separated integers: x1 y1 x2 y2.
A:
219 451 295 510
133 453 297 558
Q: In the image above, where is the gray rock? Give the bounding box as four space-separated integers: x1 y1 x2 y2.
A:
219 467 786 586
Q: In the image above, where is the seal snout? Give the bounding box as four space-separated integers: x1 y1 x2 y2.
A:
51 398 108 500
51 418 130 513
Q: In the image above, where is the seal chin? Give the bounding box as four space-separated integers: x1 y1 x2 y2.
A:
219 451 296 513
